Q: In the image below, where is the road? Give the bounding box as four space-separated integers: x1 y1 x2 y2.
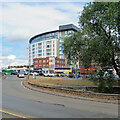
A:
1 74 119 119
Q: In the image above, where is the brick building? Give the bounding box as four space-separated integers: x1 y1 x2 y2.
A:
33 57 65 71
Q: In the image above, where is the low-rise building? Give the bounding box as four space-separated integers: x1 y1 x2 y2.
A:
33 57 65 73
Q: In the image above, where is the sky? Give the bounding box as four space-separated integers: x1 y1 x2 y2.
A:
0 0 91 68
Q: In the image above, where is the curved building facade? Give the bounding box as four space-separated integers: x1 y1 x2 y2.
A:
28 24 79 66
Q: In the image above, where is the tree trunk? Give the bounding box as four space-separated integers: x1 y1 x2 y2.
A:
112 53 120 78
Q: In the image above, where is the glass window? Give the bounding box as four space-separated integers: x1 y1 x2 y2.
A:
43 65 46 68
32 52 35 54
46 49 51 52
46 41 51 44
38 50 42 53
35 65 38 68
39 60 42 63
38 54 42 56
38 43 42 46
39 65 41 68
46 53 50 55
47 60 48 63
32 48 35 51
32 45 35 47
35 60 38 63
43 60 46 63
38 47 42 49
47 45 50 48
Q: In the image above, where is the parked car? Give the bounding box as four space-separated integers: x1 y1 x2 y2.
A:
43 73 49 77
39 72 44 76
11 71 17 75
43 73 57 77
24 71 28 75
4 71 11 75
17 72 25 78
61 73 67 77
68 73 74 78
30 72 39 76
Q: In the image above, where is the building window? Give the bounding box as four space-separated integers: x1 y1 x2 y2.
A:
35 60 38 63
50 60 52 62
46 49 51 52
39 60 42 63
43 60 46 63
38 43 42 46
38 50 42 53
35 65 38 68
32 45 35 47
38 47 42 49
39 65 41 68
47 45 50 48
43 65 46 68
46 41 51 44
38 54 42 57
47 64 48 68
53 44 54 47
47 60 48 63
46 53 50 55
32 48 35 51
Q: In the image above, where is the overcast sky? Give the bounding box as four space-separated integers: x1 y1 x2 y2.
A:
0 0 91 68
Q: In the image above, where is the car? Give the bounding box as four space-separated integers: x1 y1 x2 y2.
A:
49 73 57 77
61 73 66 77
30 72 39 76
68 73 74 78
24 71 28 75
11 71 17 75
39 72 44 76
17 72 25 78
43 73 49 77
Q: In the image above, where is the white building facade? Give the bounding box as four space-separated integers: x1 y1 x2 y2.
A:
28 24 79 66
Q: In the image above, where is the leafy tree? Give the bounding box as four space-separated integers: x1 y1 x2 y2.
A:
63 2 120 77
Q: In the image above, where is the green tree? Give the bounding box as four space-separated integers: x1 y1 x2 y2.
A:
63 2 120 77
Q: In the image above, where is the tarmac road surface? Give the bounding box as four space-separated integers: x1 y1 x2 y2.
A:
1 74 119 119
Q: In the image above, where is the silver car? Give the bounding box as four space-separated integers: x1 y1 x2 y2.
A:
17 72 25 78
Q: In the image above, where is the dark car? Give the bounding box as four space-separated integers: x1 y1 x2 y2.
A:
68 73 74 78
61 73 66 77
11 71 17 75
39 72 44 76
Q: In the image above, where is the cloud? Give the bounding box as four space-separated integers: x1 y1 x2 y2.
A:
1 0 92 2
0 54 28 68
0 2 85 67
2 3 82 43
